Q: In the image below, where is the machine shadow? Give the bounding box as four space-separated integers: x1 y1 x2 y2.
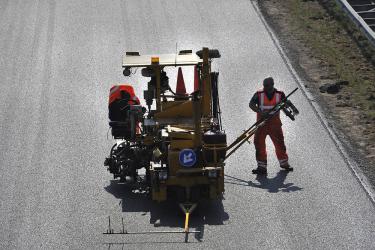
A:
104 180 229 241
225 170 303 193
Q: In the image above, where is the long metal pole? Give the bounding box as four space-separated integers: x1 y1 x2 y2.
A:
103 230 201 234
225 88 298 160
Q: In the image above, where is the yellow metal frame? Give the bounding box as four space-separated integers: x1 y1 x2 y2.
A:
123 48 224 203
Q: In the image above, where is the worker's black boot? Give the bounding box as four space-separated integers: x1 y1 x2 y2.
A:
252 167 267 175
280 164 293 172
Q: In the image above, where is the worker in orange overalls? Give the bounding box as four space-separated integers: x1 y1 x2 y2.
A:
108 85 140 121
249 77 292 175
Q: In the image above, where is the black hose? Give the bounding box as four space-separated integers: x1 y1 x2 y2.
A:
110 143 118 157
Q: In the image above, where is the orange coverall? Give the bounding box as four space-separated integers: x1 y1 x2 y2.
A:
252 89 289 168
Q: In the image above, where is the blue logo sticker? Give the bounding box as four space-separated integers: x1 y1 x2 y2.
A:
179 149 197 167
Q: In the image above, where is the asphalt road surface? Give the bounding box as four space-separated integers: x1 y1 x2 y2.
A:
1 0 374 249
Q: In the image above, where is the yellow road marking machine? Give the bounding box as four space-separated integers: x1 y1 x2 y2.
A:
103 47 299 242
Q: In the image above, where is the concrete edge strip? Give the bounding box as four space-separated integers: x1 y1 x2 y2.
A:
335 0 375 47
250 0 375 205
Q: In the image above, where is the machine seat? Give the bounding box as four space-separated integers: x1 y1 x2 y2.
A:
109 121 131 139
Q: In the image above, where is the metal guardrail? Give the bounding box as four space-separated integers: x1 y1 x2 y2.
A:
336 0 375 46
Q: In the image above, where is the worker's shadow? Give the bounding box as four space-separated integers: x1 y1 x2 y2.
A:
104 180 229 242
225 170 303 193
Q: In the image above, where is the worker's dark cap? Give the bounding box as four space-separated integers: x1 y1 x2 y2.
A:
263 77 274 85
